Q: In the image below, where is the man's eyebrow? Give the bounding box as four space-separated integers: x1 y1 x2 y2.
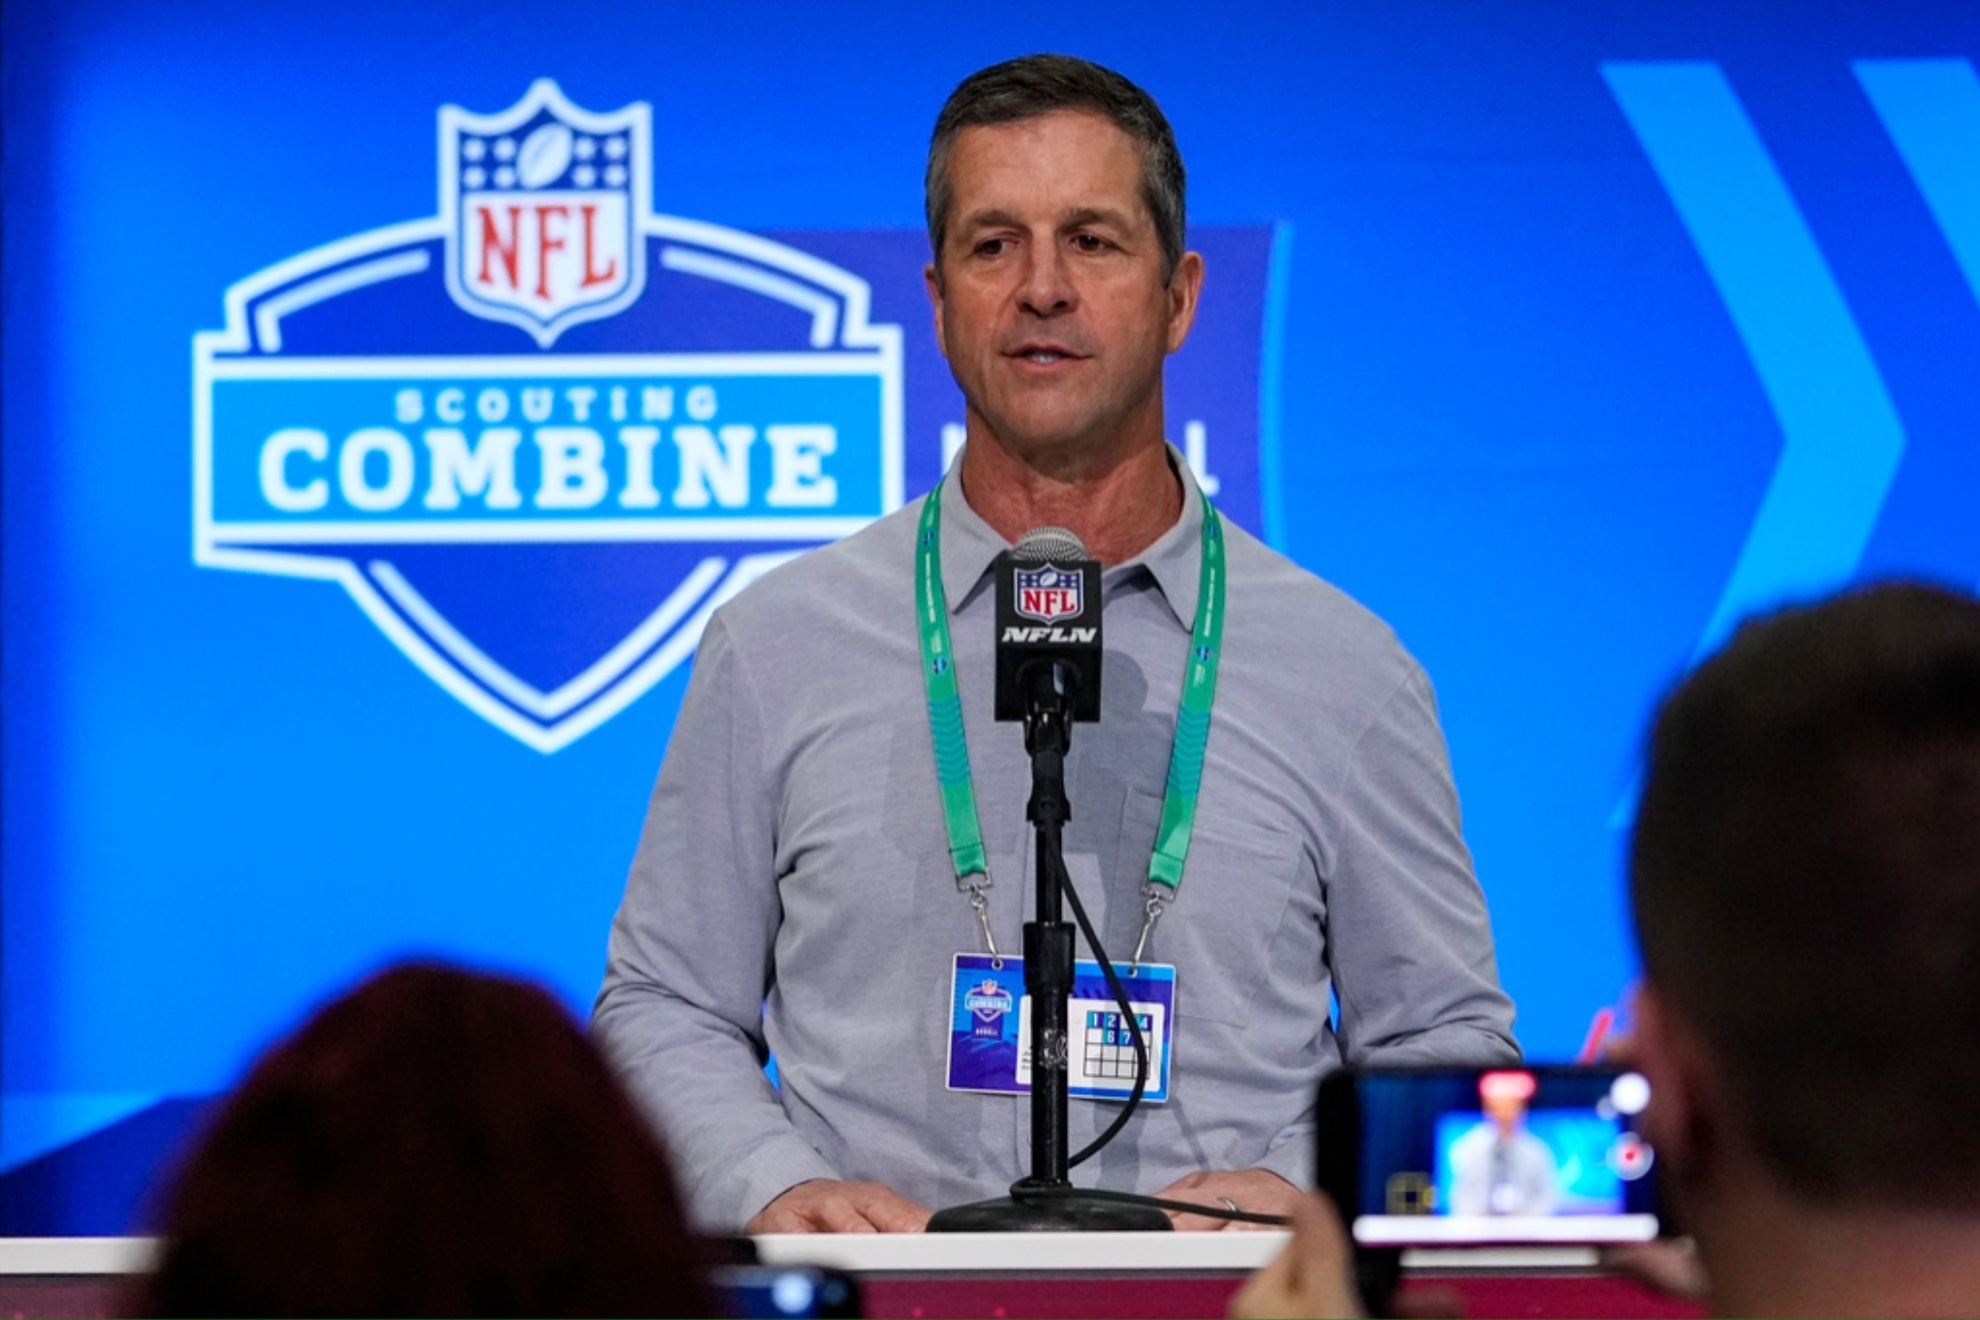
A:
953 206 1140 233
1060 206 1135 231
955 207 1023 232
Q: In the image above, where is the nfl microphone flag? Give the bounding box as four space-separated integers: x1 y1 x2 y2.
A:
994 529 1103 723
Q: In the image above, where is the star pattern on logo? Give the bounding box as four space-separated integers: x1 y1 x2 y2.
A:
459 128 629 193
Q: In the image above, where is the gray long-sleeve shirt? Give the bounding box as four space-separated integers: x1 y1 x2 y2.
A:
595 458 1518 1230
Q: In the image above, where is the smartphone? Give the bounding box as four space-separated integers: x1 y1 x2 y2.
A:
712 1264 862 1318
1317 1065 1662 1247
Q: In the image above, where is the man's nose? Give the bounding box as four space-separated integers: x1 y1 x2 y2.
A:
1016 245 1074 316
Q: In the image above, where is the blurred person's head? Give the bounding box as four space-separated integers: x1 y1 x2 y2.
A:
132 962 716 1317
1478 1070 1534 1138
1629 582 1980 1314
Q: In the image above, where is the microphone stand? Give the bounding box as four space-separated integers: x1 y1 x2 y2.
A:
927 665 1170 1232
1021 675 1076 1194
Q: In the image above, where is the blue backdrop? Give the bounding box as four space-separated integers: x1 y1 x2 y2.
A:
7 0 1979 1232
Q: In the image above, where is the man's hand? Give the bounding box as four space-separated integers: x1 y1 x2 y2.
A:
1152 1168 1306 1231
1229 1192 1365 1318
744 1179 932 1234
1601 1238 1708 1302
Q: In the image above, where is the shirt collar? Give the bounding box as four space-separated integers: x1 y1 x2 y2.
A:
937 443 1204 630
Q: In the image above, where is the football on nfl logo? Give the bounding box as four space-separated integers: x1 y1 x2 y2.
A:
193 80 903 752
1015 566 1085 624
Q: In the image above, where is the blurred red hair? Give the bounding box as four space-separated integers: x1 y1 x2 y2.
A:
130 962 715 1317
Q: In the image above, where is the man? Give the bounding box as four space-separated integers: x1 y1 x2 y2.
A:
1446 1070 1558 1218
1238 583 1980 1315
595 54 1516 1235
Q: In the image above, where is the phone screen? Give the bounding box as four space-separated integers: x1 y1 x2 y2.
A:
1321 1066 1660 1247
712 1264 861 1319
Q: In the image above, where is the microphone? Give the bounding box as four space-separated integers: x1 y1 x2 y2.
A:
994 528 1103 725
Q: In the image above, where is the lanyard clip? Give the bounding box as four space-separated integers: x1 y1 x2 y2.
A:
962 878 1001 965
1129 889 1169 971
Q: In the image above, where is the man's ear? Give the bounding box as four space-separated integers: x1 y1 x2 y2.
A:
1164 250 1204 354
924 261 948 359
1627 983 1720 1179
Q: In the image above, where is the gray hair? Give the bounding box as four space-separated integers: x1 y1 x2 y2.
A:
925 54 1186 285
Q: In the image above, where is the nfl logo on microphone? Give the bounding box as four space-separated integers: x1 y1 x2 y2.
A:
193 80 903 752
1015 567 1084 624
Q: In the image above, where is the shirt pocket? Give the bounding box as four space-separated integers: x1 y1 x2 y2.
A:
1113 788 1304 1028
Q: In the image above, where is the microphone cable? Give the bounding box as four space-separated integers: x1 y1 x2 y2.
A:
1053 845 1149 1169
1018 1182 1291 1227
1030 848 1292 1228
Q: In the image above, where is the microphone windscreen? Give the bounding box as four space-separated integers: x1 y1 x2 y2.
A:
1011 526 1087 565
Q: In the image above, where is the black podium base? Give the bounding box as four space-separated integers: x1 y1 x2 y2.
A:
925 1189 1173 1233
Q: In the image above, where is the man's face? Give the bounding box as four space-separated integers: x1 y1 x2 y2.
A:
1484 1093 1527 1137
926 110 1202 465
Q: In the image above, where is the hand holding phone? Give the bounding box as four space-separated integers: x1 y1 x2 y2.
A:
1316 1065 1662 1249
1314 1065 1665 1316
1229 1193 1365 1319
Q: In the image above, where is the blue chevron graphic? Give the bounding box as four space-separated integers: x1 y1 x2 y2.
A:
1856 60 1980 314
1603 61 1910 824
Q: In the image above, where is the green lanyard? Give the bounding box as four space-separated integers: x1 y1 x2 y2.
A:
914 478 1226 957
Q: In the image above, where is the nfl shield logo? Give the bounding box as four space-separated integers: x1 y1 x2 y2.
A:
1015 566 1084 623
966 980 1013 1038
441 80 646 346
193 79 903 753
